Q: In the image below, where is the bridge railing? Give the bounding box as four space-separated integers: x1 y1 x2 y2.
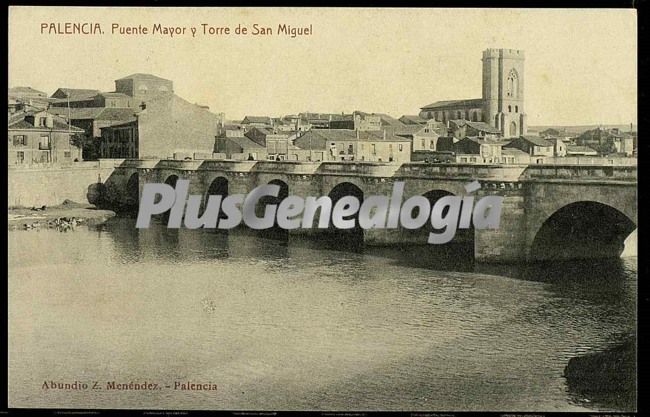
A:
196 160 257 173
522 164 637 181
396 163 528 181
251 161 321 175
155 159 204 171
316 162 400 177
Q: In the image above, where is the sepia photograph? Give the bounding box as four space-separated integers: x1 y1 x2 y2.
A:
7 6 638 413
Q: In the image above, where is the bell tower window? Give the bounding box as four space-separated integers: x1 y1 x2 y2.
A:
506 69 519 98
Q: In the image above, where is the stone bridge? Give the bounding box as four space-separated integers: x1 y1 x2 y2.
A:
99 159 637 263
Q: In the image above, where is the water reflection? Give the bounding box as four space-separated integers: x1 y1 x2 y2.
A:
8 217 636 411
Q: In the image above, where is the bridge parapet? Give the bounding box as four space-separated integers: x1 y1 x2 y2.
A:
114 159 159 169
197 160 257 173
396 163 527 181
522 164 637 182
251 161 321 175
155 159 204 171
317 162 400 177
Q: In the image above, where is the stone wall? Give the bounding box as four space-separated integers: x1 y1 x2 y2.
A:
8 160 124 208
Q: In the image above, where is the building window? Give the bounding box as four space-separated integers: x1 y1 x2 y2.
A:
39 117 47 127
508 105 512 113
429 140 435 150
506 69 519 98
371 144 377 155
348 144 353 154
457 111 462 119
515 105 519 113
12 135 27 146
64 151 71 158
40 152 49 163
421 139 425 148
399 144 403 152
39 135 50 150
16 151 24 164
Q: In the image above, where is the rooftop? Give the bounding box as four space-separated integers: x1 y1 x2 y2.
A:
519 135 554 147
8 110 85 132
48 107 136 121
421 98 483 110
116 73 172 82
51 88 101 99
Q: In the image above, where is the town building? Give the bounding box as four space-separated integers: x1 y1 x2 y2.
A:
8 87 52 113
244 126 273 146
214 133 267 160
50 88 102 108
8 109 84 165
409 120 448 152
575 126 636 156
503 136 554 157
241 116 274 129
51 74 174 110
453 136 504 164
449 119 502 139
265 131 301 160
48 107 136 160
100 93 222 159
566 145 598 156
293 129 411 163
419 48 527 138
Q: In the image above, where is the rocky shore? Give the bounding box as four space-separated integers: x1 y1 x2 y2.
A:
8 200 116 231
564 335 636 411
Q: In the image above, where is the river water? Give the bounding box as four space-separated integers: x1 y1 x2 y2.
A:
8 217 636 411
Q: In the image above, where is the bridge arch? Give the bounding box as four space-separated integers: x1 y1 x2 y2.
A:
156 174 180 223
125 172 139 211
326 181 365 249
530 201 636 261
164 174 179 188
256 178 290 241
202 176 229 220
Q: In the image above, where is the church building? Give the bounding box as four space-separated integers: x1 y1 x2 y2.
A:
419 48 527 137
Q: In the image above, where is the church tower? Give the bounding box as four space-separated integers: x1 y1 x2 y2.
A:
482 48 527 137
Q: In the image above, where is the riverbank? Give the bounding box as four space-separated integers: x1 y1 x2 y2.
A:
8 200 116 230
564 335 636 411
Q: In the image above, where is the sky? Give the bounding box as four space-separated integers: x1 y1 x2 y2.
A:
8 7 637 125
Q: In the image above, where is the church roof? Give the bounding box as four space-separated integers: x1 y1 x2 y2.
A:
421 98 483 110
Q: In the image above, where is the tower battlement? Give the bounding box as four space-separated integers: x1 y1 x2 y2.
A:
482 48 525 60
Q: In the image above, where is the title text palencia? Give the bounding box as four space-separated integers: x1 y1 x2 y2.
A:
40 22 313 38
